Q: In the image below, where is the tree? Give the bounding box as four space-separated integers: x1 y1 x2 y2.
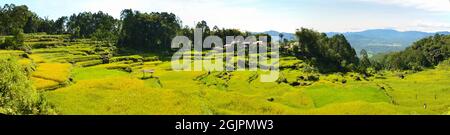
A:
38 17 55 34
23 8 67 34
254 33 272 43
360 49 370 67
358 49 372 73
67 11 118 38
326 34 359 71
380 34 450 71
0 56 55 114
92 28 118 44
118 9 181 52
0 4 33 35
23 15 39 33
212 25 220 35
279 33 284 45
296 28 324 59
295 28 358 73
1 28 26 50
196 20 210 36
53 16 68 34
178 25 194 41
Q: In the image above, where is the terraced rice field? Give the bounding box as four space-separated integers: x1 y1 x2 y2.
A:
1 34 449 115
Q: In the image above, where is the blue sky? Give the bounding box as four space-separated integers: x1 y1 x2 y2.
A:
2 0 450 33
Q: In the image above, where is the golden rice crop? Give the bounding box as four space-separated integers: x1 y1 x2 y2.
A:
45 77 205 114
29 54 48 63
32 63 72 83
31 77 60 90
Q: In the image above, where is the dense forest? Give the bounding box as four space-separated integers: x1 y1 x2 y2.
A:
375 34 450 71
294 28 359 73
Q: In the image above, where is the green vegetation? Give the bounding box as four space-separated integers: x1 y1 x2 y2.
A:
294 28 359 73
0 56 55 114
0 29 27 50
0 4 449 115
118 10 180 52
67 11 118 40
0 32 448 115
0 4 67 35
376 34 450 71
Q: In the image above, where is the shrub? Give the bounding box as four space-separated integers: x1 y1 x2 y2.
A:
196 71 231 89
101 54 112 64
143 56 159 62
1 37 16 49
123 66 133 73
0 37 4 46
276 73 288 84
0 56 55 114
1 29 28 50
21 53 30 59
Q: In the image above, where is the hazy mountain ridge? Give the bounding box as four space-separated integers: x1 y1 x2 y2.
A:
257 30 296 41
260 29 450 55
328 29 450 54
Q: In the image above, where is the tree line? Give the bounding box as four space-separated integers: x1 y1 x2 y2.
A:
118 13 271 53
374 34 450 71
293 28 360 73
290 28 449 74
1 4 268 53
1 4 449 73
0 4 67 35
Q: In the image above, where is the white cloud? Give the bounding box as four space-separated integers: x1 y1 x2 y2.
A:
358 0 450 12
397 20 450 32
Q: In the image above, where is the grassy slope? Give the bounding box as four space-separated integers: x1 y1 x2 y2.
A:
2 34 448 115
378 63 450 114
45 60 447 114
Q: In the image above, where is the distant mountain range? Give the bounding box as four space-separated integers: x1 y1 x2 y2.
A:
326 29 450 54
258 30 296 41
259 29 450 55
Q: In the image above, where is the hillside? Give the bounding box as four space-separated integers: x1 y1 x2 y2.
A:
327 29 450 55
261 29 450 55
1 34 449 115
0 4 449 115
